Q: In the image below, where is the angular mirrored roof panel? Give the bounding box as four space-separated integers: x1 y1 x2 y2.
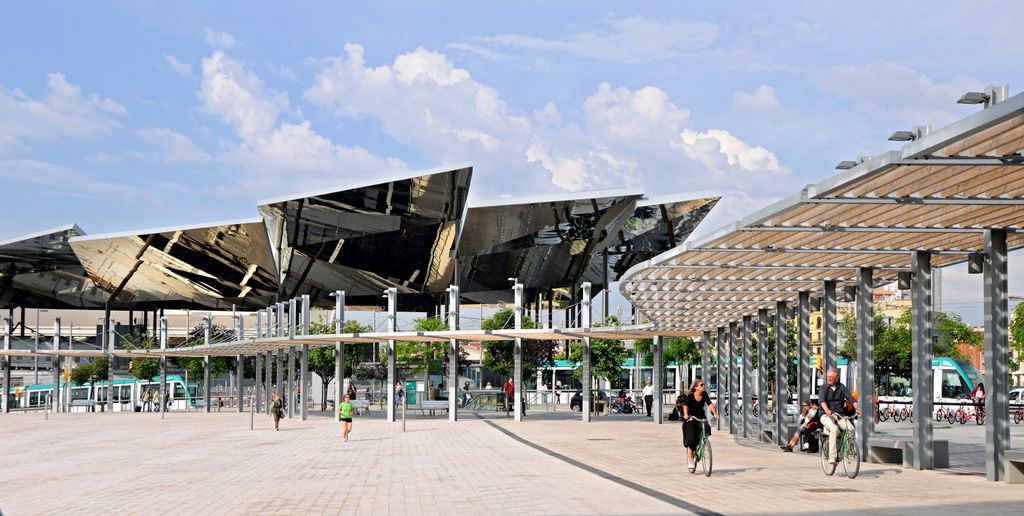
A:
457 189 643 303
0 225 108 308
69 219 277 309
258 165 472 306
581 196 719 286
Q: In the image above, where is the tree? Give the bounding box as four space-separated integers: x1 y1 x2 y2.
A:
480 308 556 384
1010 303 1024 373
172 324 233 389
70 356 109 401
308 319 373 410
839 308 981 379
569 317 628 387
635 336 700 367
124 331 160 382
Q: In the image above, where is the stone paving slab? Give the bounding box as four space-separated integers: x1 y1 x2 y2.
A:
1 410 1022 515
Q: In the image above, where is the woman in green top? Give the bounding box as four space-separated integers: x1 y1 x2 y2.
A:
339 393 354 441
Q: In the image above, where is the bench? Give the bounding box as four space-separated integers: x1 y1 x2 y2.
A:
1006 450 1024 484
409 400 450 416
868 438 949 468
350 400 370 415
69 399 94 412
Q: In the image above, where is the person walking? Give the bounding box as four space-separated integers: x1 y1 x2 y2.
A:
346 379 357 402
339 393 354 441
141 387 153 412
271 392 284 431
394 380 404 408
502 377 515 416
642 379 654 417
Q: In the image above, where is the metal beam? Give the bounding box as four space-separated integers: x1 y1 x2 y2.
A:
695 247 974 255
806 197 1024 206
742 315 754 439
332 290 344 423
822 280 837 373
774 301 788 446
856 267 875 461
447 285 459 422
983 229 1010 481
649 264 911 272
653 334 664 424
581 282 592 423
798 292 812 405
514 280 524 422
715 326 726 431
300 295 310 421
742 225 1020 234
386 287 397 423
757 309 769 440
911 251 934 470
729 321 739 434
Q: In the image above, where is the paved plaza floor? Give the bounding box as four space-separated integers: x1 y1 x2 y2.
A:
1 409 1022 515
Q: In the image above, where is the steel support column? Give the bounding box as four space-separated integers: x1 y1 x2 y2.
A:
700 330 711 399
160 318 167 419
513 280 524 422
236 314 245 413
729 321 739 434
742 315 754 439
798 292 812 404
757 309 769 438
300 294 310 420
2 317 10 413
653 334 664 424
581 282 593 423
447 286 460 421
255 310 263 412
911 251 934 470
823 280 837 373
52 317 61 412
774 301 789 446
386 288 397 423
288 298 296 419
332 290 345 423
857 267 875 461
715 326 726 431
984 229 1010 481
203 316 212 413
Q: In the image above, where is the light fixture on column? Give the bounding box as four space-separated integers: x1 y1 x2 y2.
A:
957 91 990 105
897 271 912 290
888 130 916 142
967 252 985 274
810 296 822 311
843 285 857 302
835 160 859 170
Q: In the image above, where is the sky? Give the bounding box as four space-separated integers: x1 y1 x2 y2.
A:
3 1 1023 324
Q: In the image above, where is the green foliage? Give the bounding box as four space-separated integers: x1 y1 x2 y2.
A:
305 319 374 409
171 324 232 387
839 308 981 378
395 317 449 376
635 337 699 367
568 316 628 383
1009 303 1024 358
70 356 109 385
124 331 161 381
480 308 555 380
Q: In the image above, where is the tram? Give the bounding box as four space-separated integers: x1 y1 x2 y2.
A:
5 375 200 412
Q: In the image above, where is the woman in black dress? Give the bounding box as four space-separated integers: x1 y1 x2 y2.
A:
682 379 719 469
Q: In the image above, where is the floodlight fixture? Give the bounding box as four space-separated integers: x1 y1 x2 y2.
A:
835 160 859 170
957 91 990 105
888 131 916 142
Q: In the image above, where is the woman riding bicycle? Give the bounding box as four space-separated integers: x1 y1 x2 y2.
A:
682 379 719 470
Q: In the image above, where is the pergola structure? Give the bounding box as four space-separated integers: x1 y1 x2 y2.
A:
621 85 1023 481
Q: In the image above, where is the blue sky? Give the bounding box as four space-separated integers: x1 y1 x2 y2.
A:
3 2 1023 323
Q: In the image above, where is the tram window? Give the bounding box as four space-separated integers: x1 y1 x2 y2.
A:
30 392 40 406
174 383 186 398
941 370 967 398
71 388 89 401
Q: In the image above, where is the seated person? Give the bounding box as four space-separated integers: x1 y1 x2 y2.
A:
780 400 822 452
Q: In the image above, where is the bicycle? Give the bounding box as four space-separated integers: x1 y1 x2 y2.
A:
878 404 895 423
818 415 860 479
686 416 713 477
1013 406 1024 424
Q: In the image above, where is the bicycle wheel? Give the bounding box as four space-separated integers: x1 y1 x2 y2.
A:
820 437 836 476
842 432 860 479
976 408 985 425
1014 410 1022 425
879 409 889 422
702 438 713 477
945 409 955 424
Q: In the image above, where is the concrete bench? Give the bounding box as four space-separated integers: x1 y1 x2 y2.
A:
70 399 94 410
1006 450 1024 484
868 438 949 468
350 400 370 415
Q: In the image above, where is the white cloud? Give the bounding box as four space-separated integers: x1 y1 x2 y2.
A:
0 72 126 154
305 44 787 200
477 16 720 63
137 127 211 164
816 61 983 128
733 84 780 112
204 28 236 48
197 50 407 194
446 42 514 62
676 129 782 173
162 54 196 79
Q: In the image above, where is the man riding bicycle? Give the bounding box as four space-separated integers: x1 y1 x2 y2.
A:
818 368 862 465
